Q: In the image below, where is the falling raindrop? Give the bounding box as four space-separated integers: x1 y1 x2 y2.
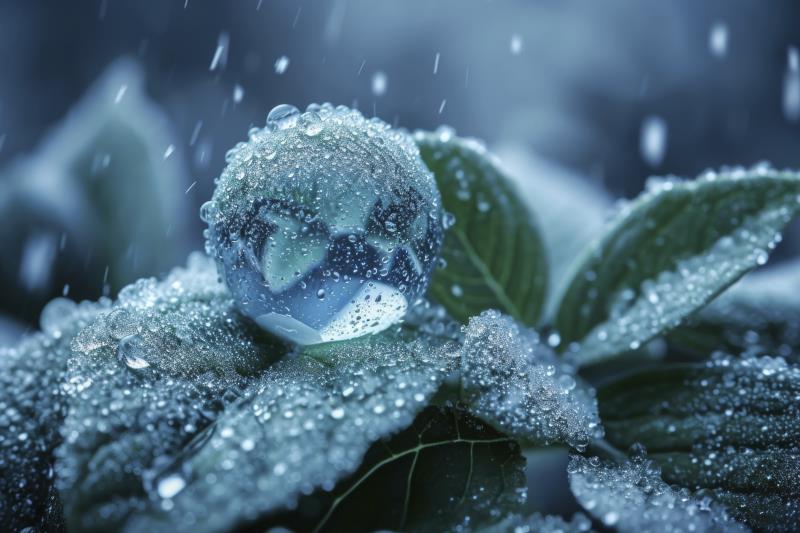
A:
639 115 668 167
371 71 387 96
708 22 728 58
510 34 523 55
784 47 800 123
274 55 290 75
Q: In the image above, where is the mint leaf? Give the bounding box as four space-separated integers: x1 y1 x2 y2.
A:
127 332 457 533
56 254 276 532
262 406 525 532
461 310 603 450
555 167 800 365
54 254 459 532
568 454 746 532
415 129 548 326
598 355 800 530
0 298 106 530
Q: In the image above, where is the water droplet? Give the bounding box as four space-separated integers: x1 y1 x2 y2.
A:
371 71 387 96
205 105 443 345
267 104 300 130
640 115 668 168
274 55 290 75
708 22 728 58
510 34 523 55
117 334 150 370
442 212 456 229
157 474 186 499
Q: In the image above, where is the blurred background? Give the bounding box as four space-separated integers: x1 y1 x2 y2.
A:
1 0 799 342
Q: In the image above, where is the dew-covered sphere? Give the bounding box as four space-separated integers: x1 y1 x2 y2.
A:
203 104 443 344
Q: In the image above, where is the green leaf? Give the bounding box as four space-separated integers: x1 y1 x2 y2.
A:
598 355 800 531
669 261 800 361
54 254 459 532
0 298 106 530
554 167 800 365
460 310 603 449
415 129 548 326
568 454 747 532
261 406 526 532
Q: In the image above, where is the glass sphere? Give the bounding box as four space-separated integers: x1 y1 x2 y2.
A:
203 104 443 345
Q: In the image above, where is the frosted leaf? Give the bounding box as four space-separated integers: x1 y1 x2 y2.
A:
205 104 442 345
599 354 800 531
415 130 548 326
264 406 526 532
0 298 107 530
55 254 282 531
479 512 592 533
461 310 603 449
569 454 747 533
125 331 459 532
555 165 800 365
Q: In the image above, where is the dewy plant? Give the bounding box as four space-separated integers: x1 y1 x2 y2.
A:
2 103 799 532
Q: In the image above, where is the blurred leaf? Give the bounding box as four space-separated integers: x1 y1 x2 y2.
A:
598 355 800 531
669 260 800 361
555 167 800 365
495 144 612 319
568 454 746 532
0 58 190 321
264 406 526 533
460 310 603 449
0 298 106 531
415 129 548 326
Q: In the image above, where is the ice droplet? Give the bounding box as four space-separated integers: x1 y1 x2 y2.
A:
204 104 443 344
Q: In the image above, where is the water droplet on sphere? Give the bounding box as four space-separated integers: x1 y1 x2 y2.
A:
266 104 300 130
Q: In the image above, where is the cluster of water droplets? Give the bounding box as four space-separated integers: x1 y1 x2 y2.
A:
460 310 603 450
568 449 747 532
202 103 443 345
126 331 459 532
0 297 107 529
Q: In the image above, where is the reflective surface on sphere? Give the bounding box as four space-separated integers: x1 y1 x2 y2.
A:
203 104 443 344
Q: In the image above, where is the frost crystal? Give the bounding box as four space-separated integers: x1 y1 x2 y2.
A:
568 454 747 533
204 103 442 345
461 311 603 449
